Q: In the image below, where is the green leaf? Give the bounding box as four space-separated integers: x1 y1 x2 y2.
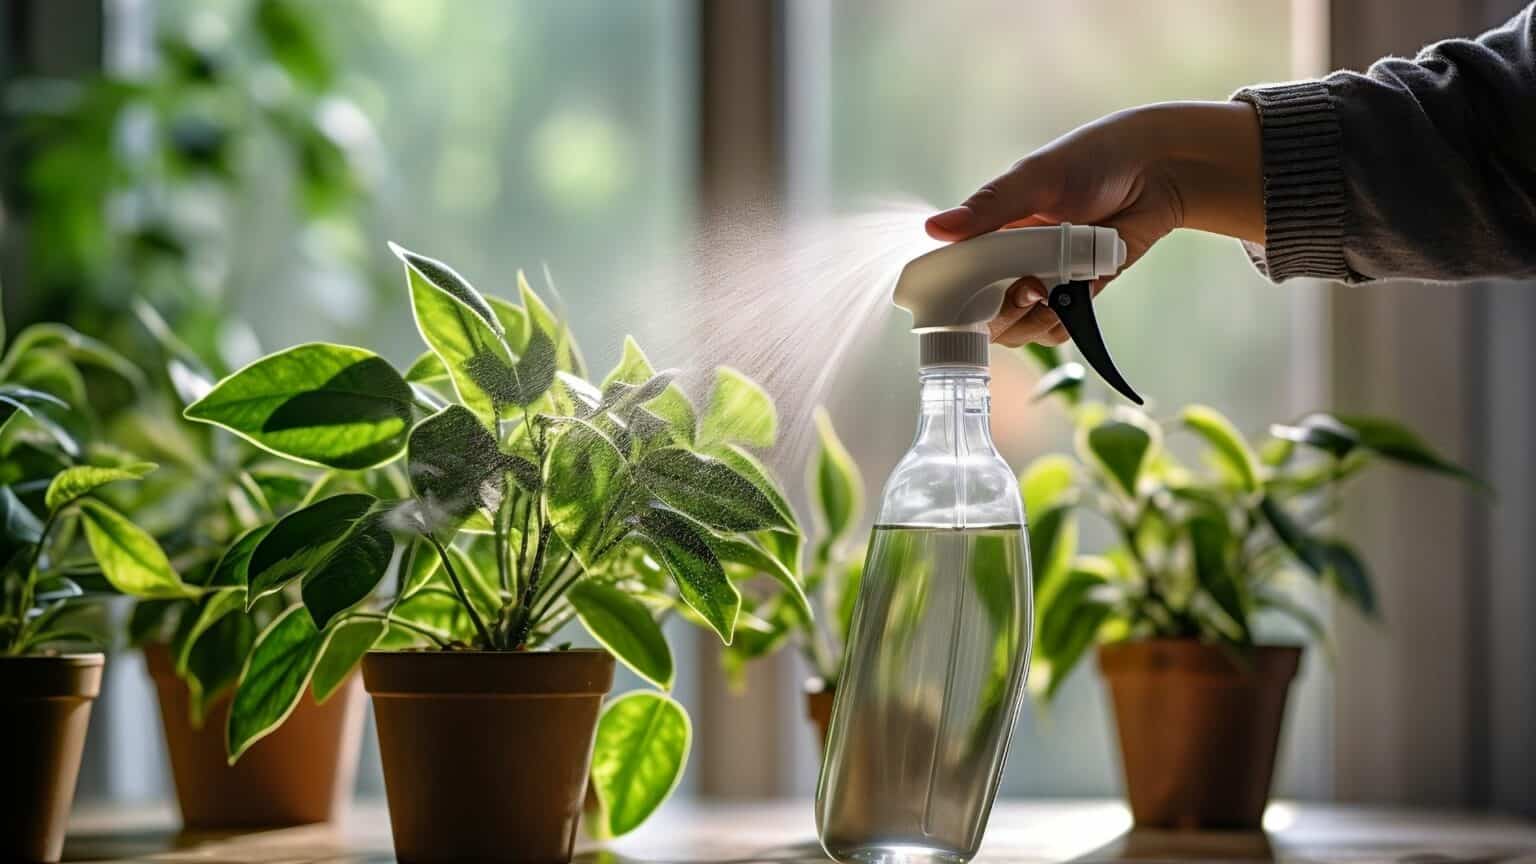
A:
697 367 776 449
638 447 789 533
510 326 557 406
1316 539 1376 617
1182 405 1261 492
568 581 674 690
519 269 584 375
185 343 413 470
587 691 691 838
630 506 739 643
602 337 694 441
1189 516 1247 639
407 405 505 524
0 486 44 553
1257 495 1328 574
1022 343 1061 372
247 493 376 605
1081 417 1154 499
1021 455 1075 515
44 462 156 514
1030 362 1084 403
707 533 813 623
395 242 516 424
311 617 384 702
78 499 191 598
227 605 325 762
404 351 448 383
1269 413 1358 459
253 0 332 89
0 323 143 387
546 419 632 564
810 408 861 546
1032 566 1114 701
174 587 247 675
210 525 271 587
184 611 257 727
1335 414 1482 486
487 297 529 352
302 511 395 630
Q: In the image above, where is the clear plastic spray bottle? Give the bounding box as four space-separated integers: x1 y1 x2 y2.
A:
815 224 1137 864
815 330 1031 864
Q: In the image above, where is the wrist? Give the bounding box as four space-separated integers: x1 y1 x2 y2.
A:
1137 101 1265 245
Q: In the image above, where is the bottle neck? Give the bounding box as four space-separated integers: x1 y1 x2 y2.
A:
913 367 996 452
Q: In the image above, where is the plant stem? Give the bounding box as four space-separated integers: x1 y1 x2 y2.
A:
516 492 532 582
352 611 451 649
494 492 512 595
427 535 494 648
527 558 582 629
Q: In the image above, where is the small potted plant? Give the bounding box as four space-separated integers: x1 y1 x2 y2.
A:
185 245 804 862
123 304 372 828
0 322 193 862
720 409 864 748
1023 348 1480 830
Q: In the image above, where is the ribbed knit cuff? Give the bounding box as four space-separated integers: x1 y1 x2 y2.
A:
1231 81 1350 282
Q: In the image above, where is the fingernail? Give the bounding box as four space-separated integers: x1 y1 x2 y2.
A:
1026 287 1046 305
928 207 973 233
1013 291 1035 309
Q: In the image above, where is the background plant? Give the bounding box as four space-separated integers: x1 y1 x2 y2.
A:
1022 347 1482 699
0 316 196 655
182 244 805 837
9 0 376 355
721 409 865 688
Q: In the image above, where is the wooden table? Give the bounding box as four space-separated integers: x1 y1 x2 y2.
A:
62 799 1536 863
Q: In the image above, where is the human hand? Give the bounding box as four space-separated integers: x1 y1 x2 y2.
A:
925 101 1263 347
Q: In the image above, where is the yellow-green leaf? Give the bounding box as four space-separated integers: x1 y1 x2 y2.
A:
78 499 191 598
1182 405 1261 492
698 367 775 449
45 462 156 514
587 691 691 838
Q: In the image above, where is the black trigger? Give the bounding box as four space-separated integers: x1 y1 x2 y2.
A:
1047 281 1143 405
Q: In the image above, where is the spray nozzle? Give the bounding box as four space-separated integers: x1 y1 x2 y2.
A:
892 223 1142 404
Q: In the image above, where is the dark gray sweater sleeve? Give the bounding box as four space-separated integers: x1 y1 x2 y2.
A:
1232 4 1536 283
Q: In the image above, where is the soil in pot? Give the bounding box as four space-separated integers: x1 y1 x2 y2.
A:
804 677 835 750
0 653 104 863
1099 640 1301 830
144 643 366 828
363 649 616 864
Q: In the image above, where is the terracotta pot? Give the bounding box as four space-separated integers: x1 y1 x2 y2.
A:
144 643 365 828
804 677 835 750
1098 640 1301 830
363 649 616 864
0 653 104 863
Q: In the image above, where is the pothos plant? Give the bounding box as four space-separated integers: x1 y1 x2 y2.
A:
121 302 389 727
721 409 864 689
181 244 807 837
1 317 197 656
1021 347 1482 699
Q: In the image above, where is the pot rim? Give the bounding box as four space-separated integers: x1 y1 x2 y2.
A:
1097 639 1302 684
803 676 834 696
0 651 105 665
0 651 106 700
361 647 616 697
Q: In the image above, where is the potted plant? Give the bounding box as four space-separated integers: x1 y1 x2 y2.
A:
184 244 805 862
719 409 864 748
1022 348 1480 830
0 322 193 862
123 304 375 828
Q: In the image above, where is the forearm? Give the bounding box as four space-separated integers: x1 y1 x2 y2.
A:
1236 4 1536 283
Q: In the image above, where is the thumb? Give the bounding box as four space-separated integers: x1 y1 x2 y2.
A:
926 156 1061 241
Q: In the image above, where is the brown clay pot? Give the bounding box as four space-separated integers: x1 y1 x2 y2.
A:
1098 639 1302 830
144 643 365 828
363 649 616 864
804 677 835 750
0 653 104 863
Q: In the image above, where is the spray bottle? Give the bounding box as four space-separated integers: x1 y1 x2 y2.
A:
815 224 1135 864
